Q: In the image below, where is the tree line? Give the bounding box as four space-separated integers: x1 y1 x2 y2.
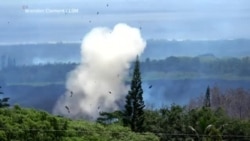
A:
141 55 250 77
1 55 250 85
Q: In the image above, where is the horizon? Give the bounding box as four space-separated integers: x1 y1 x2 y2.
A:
1 38 250 46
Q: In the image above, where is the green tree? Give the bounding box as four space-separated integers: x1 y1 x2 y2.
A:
159 105 187 140
0 86 9 108
97 110 123 125
204 86 211 108
123 56 145 132
187 107 227 141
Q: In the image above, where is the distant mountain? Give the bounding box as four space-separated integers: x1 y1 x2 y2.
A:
196 53 216 57
0 39 250 65
142 39 250 60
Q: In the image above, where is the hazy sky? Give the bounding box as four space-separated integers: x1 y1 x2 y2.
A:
1 0 250 43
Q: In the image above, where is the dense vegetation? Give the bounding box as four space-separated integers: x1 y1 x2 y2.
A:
2 94 250 141
98 87 250 141
2 86 250 141
98 59 250 140
142 105 250 141
0 106 158 141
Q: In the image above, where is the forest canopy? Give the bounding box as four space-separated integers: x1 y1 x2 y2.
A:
1 55 250 85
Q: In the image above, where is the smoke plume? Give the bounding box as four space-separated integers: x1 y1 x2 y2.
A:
53 23 146 120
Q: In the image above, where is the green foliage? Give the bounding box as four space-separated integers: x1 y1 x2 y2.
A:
142 103 250 141
123 56 145 132
143 109 162 132
160 105 186 132
0 107 159 141
67 120 158 141
1 88 250 141
221 120 250 141
97 110 123 125
146 105 188 140
186 107 226 140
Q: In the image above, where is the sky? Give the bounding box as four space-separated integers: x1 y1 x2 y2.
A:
1 0 250 43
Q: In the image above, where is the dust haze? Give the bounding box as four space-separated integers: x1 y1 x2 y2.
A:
53 23 146 119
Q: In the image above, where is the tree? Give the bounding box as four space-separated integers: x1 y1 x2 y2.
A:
187 107 226 141
0 86 9 108
97 110 123 125
123 56 145 132
204 86 211 108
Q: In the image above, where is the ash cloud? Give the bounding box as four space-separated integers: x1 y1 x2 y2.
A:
53 23 146 120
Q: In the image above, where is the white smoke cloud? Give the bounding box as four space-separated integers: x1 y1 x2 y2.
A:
53 23 146 120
